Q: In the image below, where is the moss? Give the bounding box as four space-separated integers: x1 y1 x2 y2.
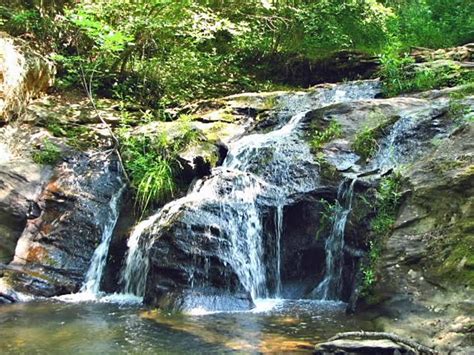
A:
352 110 397 161
435 233 474 287
196 142 220 167
32 139 61 165
315 152 339 181
204 121 227 142
360 173 404 296
261 95 279 110
230 93 280 111
45 118 95 150
432 158 466 175
219 110 236 123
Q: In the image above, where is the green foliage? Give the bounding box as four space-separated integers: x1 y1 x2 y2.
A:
32 139 61 165
314 152 339 181
371 173 403 235
119 133 176 213
310 121 342 150
387 0 474 49
353 128 379 160
316 198 338 239
2 1 472 110
380 41 474 97
45 119 92 150
361 172 403 294
118 117 198 213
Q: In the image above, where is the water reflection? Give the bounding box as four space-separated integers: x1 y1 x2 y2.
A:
0 300 374 353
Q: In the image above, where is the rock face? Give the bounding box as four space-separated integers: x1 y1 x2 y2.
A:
0 32 55 124
0 119 124 298
143 170 274 311
366 94 474 352
0 160 51 263
0 34 125 299
119 79 472 353
123 81 384 311
4 152 124 297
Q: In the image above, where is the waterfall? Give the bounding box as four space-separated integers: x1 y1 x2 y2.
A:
120 213 160 297
274 204 283 297
118 81 381 307
80 183 125 295
311 178 357 300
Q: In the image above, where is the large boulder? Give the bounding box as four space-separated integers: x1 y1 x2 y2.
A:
0 82 125 299
0 32 55 124
3 151 124 297
0 160 51 263
136 81 384 310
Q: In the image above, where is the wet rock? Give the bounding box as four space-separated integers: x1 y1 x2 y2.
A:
142 170 277 311
138 82 382 310
3 152 124 297
0 32 55 124
0 160 52 263
358 91 474 353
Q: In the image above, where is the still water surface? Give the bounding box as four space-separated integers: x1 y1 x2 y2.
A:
0 299 374 353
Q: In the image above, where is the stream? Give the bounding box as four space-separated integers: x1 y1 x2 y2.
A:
0 299 374 353
1 80 383 352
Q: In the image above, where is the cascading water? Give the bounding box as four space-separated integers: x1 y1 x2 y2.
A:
274 204 284 297
56 181 126 303
119 80 381 309
120 213 160 297
310 179 357 300
120 169 272 301
81 183 125 295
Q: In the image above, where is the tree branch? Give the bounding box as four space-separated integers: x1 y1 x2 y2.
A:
328 331 437 354
79 63 131 184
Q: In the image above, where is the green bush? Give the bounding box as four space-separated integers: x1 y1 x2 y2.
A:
118 116 198 213
119 133 176 213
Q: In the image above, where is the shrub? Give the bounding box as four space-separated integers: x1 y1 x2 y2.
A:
380 44 473 97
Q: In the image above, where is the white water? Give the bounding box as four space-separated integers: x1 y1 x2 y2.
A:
118 80 382 308
57 182 126 303
81 183 126 295
275 204 284 297
186 298 284 316
311 179 357 300
120 213 161 297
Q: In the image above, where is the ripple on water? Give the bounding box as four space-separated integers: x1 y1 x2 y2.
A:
0 299 374 353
